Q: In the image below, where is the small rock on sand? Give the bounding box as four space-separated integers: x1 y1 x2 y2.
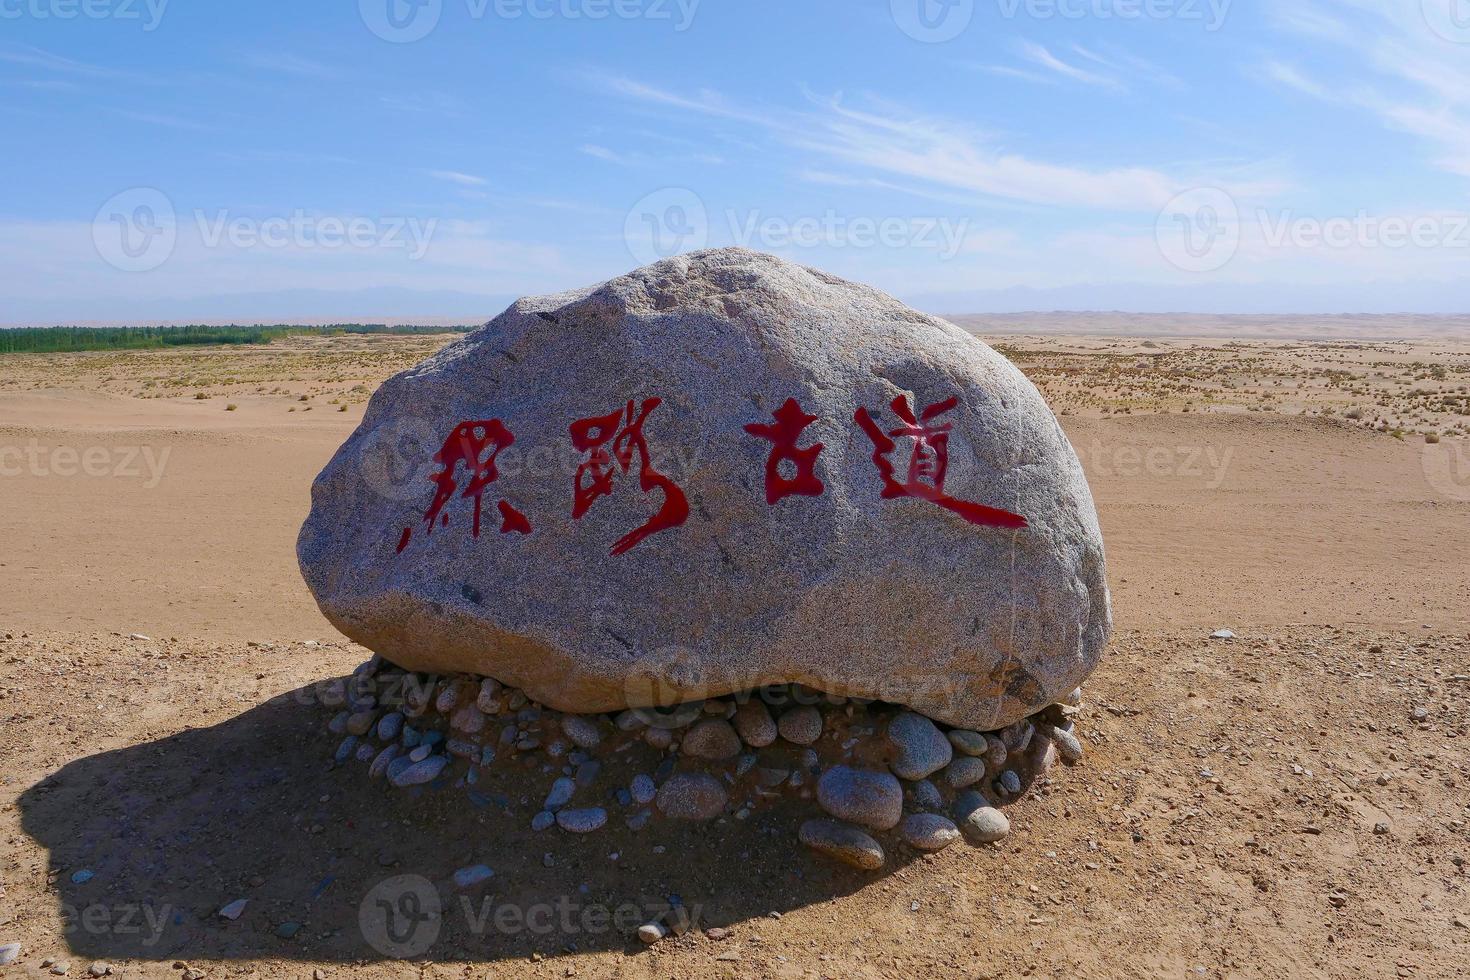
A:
389 755 447 787
637 921 668 945
733 699 777 747
680 719 743 760
375 711 404 741
556 807 608 833
452 865 494 889
947 729 988 756
887 712 952 780
816 766 903 830
560 714 603 749
543 777 576 811
1048 726 1084 763
655 772 728 820
953 791 1010 843
799 819 885 870
898 813 961 852
630 774 656 805
777 705 823 745
941 756 987 789
909 779 944 809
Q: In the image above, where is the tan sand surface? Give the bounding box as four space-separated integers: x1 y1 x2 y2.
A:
1 332 1466 978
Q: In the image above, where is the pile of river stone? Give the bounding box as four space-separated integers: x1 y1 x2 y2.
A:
320 656 1086 871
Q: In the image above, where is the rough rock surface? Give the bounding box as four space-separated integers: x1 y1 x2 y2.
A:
298 248 1110 729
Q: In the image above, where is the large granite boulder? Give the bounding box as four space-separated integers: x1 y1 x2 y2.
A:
298 248 1110 730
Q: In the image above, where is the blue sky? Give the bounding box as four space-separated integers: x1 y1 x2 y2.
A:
3 0 1470 323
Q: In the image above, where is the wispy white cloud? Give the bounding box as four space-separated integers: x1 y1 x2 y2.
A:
578 143 632 164
1265 0 1470 178
1254 60 1336 102
592 72 1276 212
976 40 1180 93
239 51 342 79
427 170 487 187
0 43 125 77
577 138 724 168
1072 43 1183 90
972 64 1057 85
380 92 463 116
1015 41 1122 90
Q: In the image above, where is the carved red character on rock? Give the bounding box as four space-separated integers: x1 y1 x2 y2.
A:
854 394 1028 529
570 397 690 555
396 419 532 553
744 397 825 504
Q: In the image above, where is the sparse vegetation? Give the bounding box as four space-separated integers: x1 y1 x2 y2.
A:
0 323 470 355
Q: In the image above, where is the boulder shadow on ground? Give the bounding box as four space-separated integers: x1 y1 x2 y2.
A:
19 685 921 964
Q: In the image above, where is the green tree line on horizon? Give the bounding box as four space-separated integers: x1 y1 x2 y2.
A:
0 323 472 354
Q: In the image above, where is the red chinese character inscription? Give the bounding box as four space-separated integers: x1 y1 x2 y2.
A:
854 395 1028 529
744 398 825 504
396 419 532 553
570 397 690 556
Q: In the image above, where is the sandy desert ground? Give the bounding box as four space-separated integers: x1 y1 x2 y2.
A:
1 327 1468 979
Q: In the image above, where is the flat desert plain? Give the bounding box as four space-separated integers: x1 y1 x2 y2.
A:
1 326 1468 980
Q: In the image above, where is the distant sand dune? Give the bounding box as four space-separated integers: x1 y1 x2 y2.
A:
950 312 1470 341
